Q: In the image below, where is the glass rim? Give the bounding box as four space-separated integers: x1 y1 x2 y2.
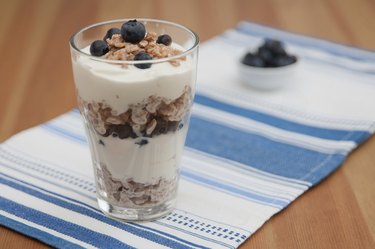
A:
69 18 199 65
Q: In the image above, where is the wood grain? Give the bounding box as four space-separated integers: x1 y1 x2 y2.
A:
0 0 374 248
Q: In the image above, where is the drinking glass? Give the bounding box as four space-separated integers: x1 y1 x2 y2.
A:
70 19 199 220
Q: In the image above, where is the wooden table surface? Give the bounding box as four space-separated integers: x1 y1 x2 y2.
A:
1 0 374 248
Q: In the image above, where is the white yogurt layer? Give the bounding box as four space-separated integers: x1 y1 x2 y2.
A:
72 45 195 113
87 126 188 183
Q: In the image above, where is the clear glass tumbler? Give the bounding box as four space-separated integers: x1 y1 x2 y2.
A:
69 19 199 221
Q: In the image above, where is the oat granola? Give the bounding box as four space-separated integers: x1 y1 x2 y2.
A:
96 163 177 207
105 33 185 66
78 86 191 139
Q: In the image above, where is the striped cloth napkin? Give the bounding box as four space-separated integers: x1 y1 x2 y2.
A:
1 22 375 249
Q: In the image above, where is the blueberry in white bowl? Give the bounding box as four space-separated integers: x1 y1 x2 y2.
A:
239 39 299 90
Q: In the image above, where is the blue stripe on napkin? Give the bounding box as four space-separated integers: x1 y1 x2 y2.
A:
0 214 84 249
195 94 370 142
152 219 238 248
0 175 203 249
0 197 135 249
187 116 348 184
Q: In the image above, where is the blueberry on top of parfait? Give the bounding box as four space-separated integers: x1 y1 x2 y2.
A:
90 40 109 56
121 19 146 44
157 34 172 46
103 27 121 41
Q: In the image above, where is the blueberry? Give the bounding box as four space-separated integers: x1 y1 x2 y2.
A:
257 46 273 64
242 53 265 67
262 39 286 56
168 121 179 132
156 34 172 46
103 125 116 137
103 124 136 139
273 55 297 67
103 27 121 40
135 139 148 146
152 117 169 136
264 39 282 48
90 40 109 56
116 124 137 139
121 19 146 44
134 52 152 69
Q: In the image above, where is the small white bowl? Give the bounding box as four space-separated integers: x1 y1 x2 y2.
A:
238 58 300 90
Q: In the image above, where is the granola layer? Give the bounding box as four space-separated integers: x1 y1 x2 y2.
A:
78 86 192 139
96 163 178 207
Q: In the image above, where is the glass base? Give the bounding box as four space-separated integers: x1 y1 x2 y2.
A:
97 197 176 221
